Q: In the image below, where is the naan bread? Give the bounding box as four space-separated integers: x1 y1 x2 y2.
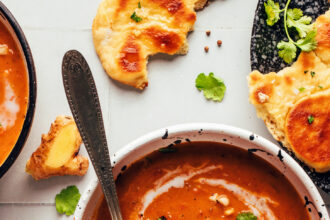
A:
93 0 208 89
248 10 330 172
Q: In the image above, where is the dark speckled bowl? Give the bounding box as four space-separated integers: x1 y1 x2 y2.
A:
0 3 37 178
250 0 330 193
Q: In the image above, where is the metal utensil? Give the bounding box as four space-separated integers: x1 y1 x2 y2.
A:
62 50 123 220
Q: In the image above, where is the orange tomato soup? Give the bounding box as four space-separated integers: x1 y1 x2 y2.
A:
0 21 28 165
92 142 310 220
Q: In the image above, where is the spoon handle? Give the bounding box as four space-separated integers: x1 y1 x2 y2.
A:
62 50 123 220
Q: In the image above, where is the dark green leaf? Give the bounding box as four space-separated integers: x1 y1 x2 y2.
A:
130 12 142 22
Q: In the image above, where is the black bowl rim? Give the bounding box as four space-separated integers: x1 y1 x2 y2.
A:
0 2 37 178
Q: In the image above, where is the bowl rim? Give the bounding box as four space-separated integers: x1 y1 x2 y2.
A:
76 123 328 219
0 2 37 178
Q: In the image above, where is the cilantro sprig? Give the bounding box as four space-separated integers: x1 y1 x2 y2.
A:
236 212 258 220
130 11 142 22
264 0 317 63
55 185 81 216
195 72 226 102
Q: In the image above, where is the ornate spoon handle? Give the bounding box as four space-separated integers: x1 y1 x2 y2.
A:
62 50 123 220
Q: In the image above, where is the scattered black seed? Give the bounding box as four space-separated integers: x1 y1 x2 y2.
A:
249 134 255 141
162 129 169 139
223 138 227 142
185 138 191 142
121 165 127 171
248 148 272 156
277 150 284 162
101 166 105 171
174 140 182 145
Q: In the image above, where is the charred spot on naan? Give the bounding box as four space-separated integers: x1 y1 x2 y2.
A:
253 84 273 104
119 37 143 73
285 92 330 172
144 27 183 54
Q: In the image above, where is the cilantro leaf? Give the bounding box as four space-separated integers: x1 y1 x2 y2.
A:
298 87 305 92
138 1 141 8
264 0 282 26
287 8 313 38
55 185 81 216
130 12 142 22
277 41 297 63
308 115 314 124
236 212 258 220
296 30 318 52
195 72 226 102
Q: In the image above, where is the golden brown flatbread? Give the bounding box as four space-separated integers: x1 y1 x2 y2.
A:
248 10 330 172
92 0 208 89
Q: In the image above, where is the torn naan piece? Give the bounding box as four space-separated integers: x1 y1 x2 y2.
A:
92 0 208 89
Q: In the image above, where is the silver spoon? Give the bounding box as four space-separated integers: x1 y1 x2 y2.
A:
62 50 123 220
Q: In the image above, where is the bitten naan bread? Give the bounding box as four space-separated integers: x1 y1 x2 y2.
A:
92 0 208 89
248 10 330 172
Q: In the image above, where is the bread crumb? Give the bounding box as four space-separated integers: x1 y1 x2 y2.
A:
224 208 234 215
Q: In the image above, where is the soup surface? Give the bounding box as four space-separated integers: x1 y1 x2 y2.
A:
93 142 310 220
0 21 28 165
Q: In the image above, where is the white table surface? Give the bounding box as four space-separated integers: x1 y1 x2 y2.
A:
0 0 328 219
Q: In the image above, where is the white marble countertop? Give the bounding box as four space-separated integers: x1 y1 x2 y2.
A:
0 0 328 219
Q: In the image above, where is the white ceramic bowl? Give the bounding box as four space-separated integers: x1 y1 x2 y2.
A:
75 123 328 219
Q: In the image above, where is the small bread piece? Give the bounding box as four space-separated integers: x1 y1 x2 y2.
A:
92 0 209 89
26 116 89 180
285 91 330 172
248 10 330 172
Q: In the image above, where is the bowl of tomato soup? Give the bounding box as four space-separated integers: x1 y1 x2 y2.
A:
76 124 328 220
0 3 36 177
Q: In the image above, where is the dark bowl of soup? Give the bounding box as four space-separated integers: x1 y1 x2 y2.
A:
0 3 36 178
76 124 328 219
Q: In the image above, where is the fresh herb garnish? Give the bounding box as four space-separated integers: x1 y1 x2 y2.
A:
310 71 316 77
264 0 283 26
304 70 308 74
307 115 314 124
264 0 317 63
298 87 305 92
158 216 167 220
138 1 141 8
236 212 258 220
195 72 226 102
318 85 323 89
55 185 81 216
130 12 142 22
